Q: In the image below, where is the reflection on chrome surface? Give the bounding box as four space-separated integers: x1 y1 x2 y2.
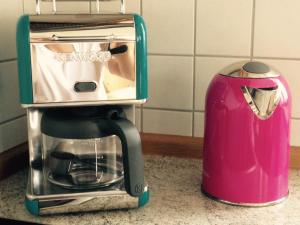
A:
31 42 136 103
241 86 281 120
29 15 135 43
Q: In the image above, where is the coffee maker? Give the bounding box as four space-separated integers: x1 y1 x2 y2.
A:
16 0 149 215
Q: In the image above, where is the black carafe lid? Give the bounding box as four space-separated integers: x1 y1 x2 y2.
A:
41 106 125 139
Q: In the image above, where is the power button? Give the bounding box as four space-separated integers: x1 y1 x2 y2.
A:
74 82 97 92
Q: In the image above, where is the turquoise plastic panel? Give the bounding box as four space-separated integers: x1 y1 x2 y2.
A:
138 189 150 207
25 198 39 216
16 15 33 104
134 14 148 100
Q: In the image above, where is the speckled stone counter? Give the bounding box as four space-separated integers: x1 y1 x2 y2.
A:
1 155 300 225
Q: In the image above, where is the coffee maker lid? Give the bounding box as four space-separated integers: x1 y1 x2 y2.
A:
41 106 125 139
219 61 280 78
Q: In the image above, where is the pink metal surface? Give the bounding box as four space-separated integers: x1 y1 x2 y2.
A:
202 74 291 204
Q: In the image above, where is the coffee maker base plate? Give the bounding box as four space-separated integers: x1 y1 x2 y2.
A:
25 169 149 215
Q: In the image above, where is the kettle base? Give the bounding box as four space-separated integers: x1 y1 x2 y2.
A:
201 187 288 207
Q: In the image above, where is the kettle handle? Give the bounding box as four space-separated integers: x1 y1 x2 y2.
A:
241 85 281 120
107 118 145 197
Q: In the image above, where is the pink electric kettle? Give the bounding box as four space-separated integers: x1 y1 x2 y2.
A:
202 61 291 206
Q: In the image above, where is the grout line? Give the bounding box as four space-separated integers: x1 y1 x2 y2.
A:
250 0 256 60
141 104 144 132
191 0 197 137
89 0 91 13
192 60 196 137
142 107 300 120
140 0 143 16
254 56 300 61
22 0 25 14
0 58 17 64
148 52 300 61
139 105 143 132
143 107 194 113
148 53 300 61
0 114 26 126
148 53 194 57
196 54 250 59
142 106 300 120
148 53 250 58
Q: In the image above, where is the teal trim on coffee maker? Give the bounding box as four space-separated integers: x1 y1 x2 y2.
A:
138 189 150 207
16 15 33 104
134 14 148 100
25 198 39 216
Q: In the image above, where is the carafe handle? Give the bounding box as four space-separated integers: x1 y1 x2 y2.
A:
107 118 145 197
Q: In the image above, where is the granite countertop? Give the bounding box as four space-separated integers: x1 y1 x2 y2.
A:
1 155 300 225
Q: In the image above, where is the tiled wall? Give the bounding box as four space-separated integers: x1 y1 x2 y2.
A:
141 0 300 147
1 0 300 155
0 0 27 154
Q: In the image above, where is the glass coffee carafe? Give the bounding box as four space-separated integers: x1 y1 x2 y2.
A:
43 135 123 190
41 106 144 195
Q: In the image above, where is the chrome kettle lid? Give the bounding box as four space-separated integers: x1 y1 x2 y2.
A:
219 61 280 78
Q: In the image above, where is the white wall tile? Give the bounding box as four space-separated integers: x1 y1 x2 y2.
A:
135 107 141 132
0 61 25 123
0 0 23 61
146 56 194 110
0 116 27 154
194 112 204 138
195 57 249 111
143 0 195 55
143 109 193 136
24 0 90 14
254 59 300 118
291 119 300 147
91 0 140 14
254 0 300 58
196 0 252 56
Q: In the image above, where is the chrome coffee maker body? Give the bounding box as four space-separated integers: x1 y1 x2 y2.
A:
16 0 148 215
